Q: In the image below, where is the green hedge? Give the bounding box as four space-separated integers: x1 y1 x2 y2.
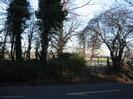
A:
47 53 87 82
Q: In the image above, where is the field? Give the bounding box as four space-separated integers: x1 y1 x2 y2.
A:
86 57 112 66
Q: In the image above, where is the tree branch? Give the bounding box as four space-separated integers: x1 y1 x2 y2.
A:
68 0 93 11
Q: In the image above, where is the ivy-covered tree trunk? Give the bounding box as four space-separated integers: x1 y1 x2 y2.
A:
40 23 49 63
26 34 32 60
6 0 30 61
38 0 67 63
14 20 22 61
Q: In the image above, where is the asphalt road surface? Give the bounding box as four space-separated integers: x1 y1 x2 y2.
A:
0 83 133 99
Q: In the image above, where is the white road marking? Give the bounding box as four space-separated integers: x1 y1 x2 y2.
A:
66 89 121 95
0 96 25 98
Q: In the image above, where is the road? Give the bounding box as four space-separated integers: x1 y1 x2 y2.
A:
0 83 133 99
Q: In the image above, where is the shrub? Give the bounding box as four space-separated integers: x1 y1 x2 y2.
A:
47 53 87 82
0 54 88 85
0 61 44 84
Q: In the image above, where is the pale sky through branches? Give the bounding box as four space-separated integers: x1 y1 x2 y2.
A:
30 0 123 23
0 0 129 56
29 0 127 56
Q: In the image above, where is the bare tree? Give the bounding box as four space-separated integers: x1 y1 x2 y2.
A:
0 0 10 60
50 21 80 55
88 33 101 64
0 29 9 60
25 13 37 60
83 7 133 72
78 31 87 59
125 0 133 6
79 24 102 62
34 35 41 61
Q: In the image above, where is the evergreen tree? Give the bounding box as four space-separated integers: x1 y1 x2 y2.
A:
6 0 30 61
37 0 67 63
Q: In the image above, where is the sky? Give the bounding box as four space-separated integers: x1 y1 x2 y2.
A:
0 0 129 56
65 0 118 55
68 0 129 55
30 0 128 29
30 0 117 22
29 0 129 56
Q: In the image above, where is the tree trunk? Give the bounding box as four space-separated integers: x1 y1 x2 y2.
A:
26 29 34 60
35 48 40 61
111 55 122 73
40 25 49 64
112 60 122 73
90 47 95 64
1 32 8 60
10 36 15 61
83 42 86 59
57 43 64 56
15 22 22 61
26 41 31 60
15 33 22 61
40 35 48 64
